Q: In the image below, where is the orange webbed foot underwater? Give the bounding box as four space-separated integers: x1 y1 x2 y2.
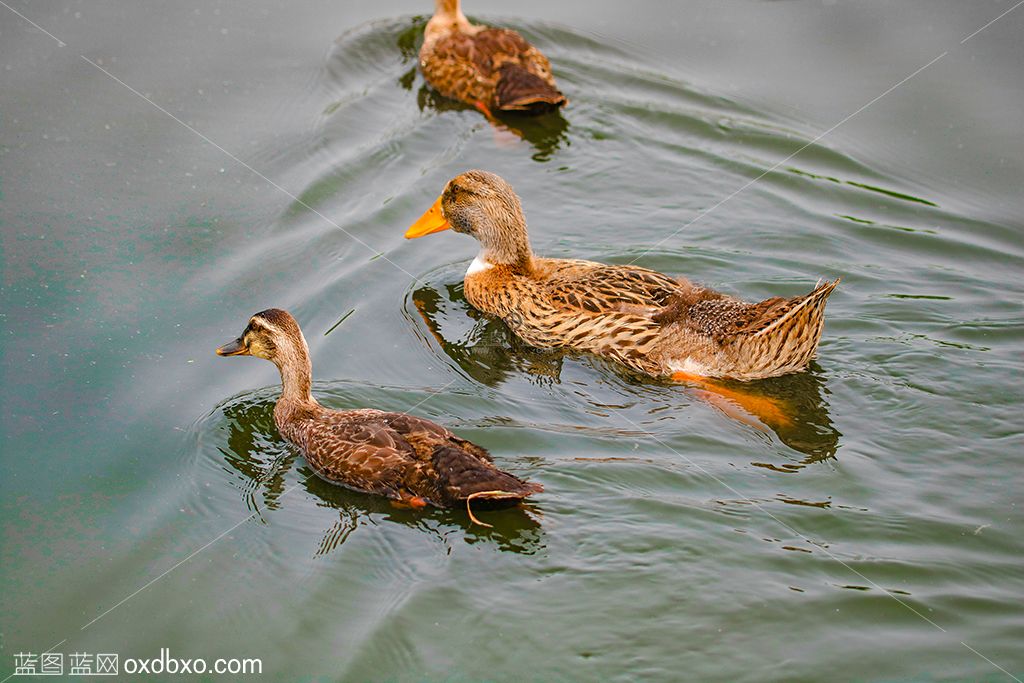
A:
671 372 794 431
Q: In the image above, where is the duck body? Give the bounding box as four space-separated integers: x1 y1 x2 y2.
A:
406 171 838 382
463 257 838 381
217 308 541 511
420 0 566 114
274 402 539 507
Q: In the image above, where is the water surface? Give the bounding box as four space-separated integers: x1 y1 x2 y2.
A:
2 1 1022 681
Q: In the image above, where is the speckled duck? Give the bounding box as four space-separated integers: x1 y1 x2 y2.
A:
419 0 566 116
216 308 541 524
405 170 839 382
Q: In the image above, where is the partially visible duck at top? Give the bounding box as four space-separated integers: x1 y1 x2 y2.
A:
420 0 567 118
216 308 541 525
405 170 840 387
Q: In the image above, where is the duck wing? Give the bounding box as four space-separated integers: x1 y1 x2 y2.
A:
308 410 538 508
299 413 420 499
374 411 539 506
476 30 564 111
655 279 840 379
471 28 554 78
421 29 490 105
542 261 685 313
654 279 839 342
375 411 494 464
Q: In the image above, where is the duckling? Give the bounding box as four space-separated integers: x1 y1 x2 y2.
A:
405 170 839 383
420 0 566 117
216 308 541 524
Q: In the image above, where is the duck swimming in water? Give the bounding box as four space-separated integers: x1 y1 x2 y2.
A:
405 170 839 383
216 308 541 525
419 0 566 117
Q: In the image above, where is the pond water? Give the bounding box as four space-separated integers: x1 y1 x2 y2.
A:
2 1 1022 681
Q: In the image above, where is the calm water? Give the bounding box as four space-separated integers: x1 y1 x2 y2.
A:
2 1 1023 681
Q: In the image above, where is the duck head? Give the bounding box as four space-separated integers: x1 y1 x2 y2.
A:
217 308 314 401
405 170 534 272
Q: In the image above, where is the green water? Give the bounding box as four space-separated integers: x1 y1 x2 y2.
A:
2 1 1022 681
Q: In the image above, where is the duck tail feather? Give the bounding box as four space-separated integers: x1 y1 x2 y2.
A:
432 446 542 506
752 278 839 340
495 63 566 112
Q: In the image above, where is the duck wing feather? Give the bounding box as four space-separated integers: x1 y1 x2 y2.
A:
296 409 530 507
421 30 491 104
541 261 685 313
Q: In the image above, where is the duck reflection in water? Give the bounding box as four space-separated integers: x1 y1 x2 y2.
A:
408 282 567 387
410 283 841 466
414 80 571 162
216 395 545 556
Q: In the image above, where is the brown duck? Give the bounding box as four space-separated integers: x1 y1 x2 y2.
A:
405 170 839 385
216 308 541 525
419 0 566 117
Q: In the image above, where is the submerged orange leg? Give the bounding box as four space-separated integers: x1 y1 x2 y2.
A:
391 494 429 510
413 298 447 349
473 100 495 120
473 100 522 148
671 372 794 430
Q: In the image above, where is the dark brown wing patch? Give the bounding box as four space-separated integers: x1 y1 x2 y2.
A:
495 63 565 111
432 446 542 506
299 419 413 498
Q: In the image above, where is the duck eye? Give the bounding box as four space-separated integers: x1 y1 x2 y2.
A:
245 322 263 340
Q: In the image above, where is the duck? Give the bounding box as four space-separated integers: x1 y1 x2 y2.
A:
216 308 542 525
419 0 566 117
404 170 839 384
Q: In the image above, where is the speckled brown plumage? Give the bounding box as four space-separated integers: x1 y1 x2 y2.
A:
420 0 566 113
406 171 840 381
216 309 542 510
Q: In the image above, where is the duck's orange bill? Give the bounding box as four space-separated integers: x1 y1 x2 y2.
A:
404 197 450 239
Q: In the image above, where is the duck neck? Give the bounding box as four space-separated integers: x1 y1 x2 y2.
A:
274 339 316 406
430 0 468 30
434 0 461 16
478 217 535 274
433 0 468 24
